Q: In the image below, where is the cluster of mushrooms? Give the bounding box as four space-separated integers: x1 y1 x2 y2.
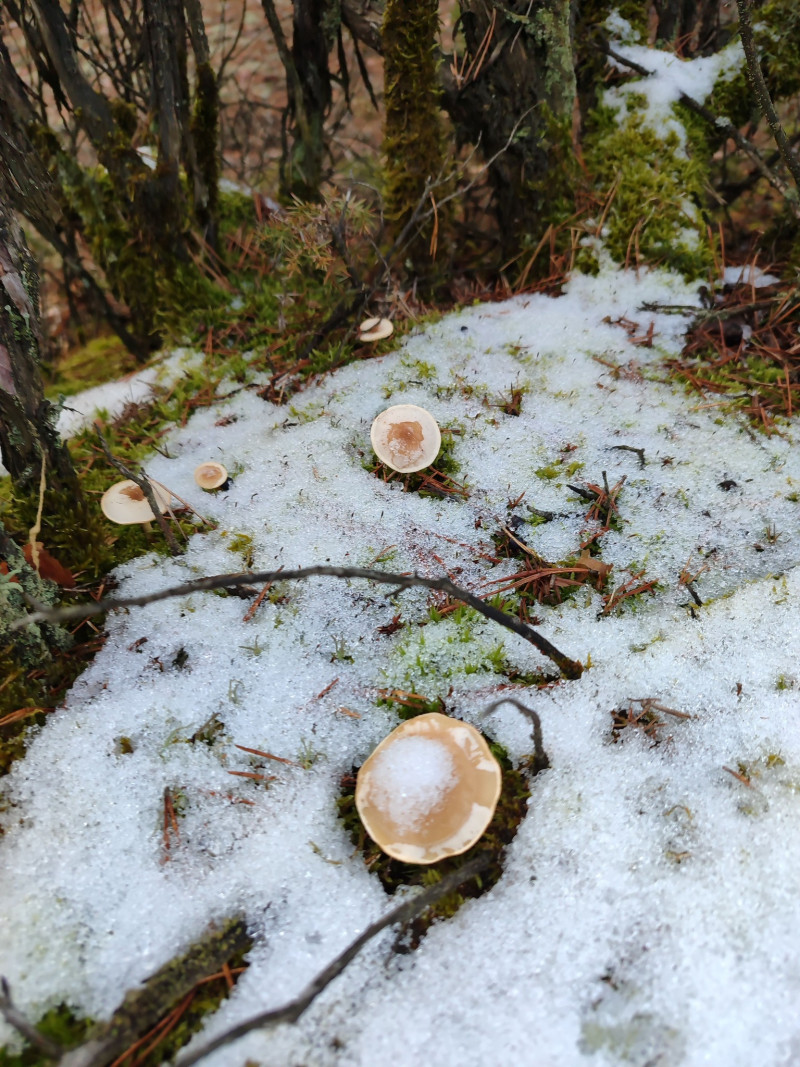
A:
98 324 504 865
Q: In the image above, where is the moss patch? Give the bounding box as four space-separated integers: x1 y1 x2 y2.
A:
583 104 713 278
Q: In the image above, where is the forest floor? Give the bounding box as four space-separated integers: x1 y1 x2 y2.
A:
3 254 800 1067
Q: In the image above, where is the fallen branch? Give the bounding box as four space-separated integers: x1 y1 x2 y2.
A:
15 565 584 679
175 853 491 1067
57 919 251 1067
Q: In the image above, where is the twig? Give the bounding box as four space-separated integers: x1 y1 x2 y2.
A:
0 977 63 1059
175 854 491 1067
480 697 550 773
735 0 800 192
95 427 181 556
13 565 584 679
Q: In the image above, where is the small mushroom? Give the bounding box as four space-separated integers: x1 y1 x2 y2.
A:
100 479 171 527
355 712 502 864
194 461 229 491
370 403 441 473
358 317 394 343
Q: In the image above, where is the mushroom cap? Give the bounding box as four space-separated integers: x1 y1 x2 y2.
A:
359 317 394 342
194 461 229 490
100 479 171 524
370 403 441 473
355 712 502 864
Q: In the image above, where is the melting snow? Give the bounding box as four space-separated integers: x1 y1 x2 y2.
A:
2 261 800 1067
366 735 456 834
605 38 744 147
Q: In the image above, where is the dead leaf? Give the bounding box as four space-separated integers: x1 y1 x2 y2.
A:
22 542 75 586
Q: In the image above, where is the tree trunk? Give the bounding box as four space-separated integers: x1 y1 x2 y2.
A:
381 0 445 266
0 205 77 494
288 0 333 199
443 0 577 253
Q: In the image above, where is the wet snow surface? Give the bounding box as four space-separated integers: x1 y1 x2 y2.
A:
3 264 800 1067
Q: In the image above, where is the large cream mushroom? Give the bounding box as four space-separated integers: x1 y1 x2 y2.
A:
100 479 171 527
370 403 441 474
355 712 502 864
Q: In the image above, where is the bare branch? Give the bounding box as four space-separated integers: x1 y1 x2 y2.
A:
735 0 800 193
15 564 584 679
480 697 549 773
175 854 491 1067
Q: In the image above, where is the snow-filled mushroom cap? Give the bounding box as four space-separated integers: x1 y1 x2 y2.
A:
355 712 502 864
100 479 171 524
194 461 229 490
370 403 441 473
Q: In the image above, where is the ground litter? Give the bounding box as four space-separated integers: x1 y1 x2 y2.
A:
3 258 800 1067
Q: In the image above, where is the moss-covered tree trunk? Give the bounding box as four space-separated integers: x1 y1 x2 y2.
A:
288 0 333 199
381 0 446 268
443 0 577 255
260 0 333 201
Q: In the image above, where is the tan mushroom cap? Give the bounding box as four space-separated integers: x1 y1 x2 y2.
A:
100 479 171 524
355 712 502 864
359 317 393 342
194 461 229 490
370 403 441 473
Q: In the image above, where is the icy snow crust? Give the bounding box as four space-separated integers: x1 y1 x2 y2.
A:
3 265 800 1066
367 735 455 833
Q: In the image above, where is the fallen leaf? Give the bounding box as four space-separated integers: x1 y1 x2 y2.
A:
23 542 75 586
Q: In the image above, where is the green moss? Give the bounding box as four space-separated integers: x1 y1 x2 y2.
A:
583 104 714 277
225 532 254 567
45 335 138 398
757 0 800 99
0 1005 93 1067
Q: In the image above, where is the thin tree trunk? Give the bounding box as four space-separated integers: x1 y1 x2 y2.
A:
184 0 220 243
0 205 77 494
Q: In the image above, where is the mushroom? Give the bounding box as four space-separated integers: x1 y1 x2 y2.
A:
370 403 441 473
100 479 171 528
194 461 229 491
358 317 394 343
355 712 502 864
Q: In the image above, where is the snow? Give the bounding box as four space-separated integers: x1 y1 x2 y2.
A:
605 38 744 148
723 264 781 287
0 350 199 478
54 349 200 439
366 735 455 833
2 259 800 1067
